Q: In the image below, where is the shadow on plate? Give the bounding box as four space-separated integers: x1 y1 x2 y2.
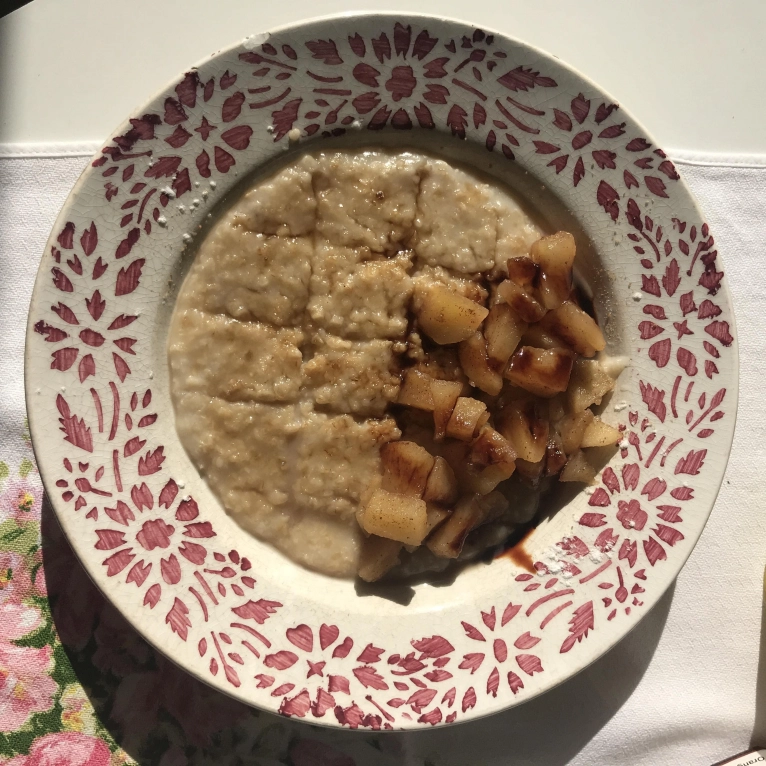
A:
355 446 618 609
41 495 673 766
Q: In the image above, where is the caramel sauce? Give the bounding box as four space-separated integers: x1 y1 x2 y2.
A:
506 256 539 287
497 527 536 573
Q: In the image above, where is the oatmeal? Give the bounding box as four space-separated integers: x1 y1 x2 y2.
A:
168 149 615 579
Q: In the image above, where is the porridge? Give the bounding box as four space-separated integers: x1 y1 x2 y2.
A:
168 149 618 579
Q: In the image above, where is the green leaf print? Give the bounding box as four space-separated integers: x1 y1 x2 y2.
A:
0 520 39 556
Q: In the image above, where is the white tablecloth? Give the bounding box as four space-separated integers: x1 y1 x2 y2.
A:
1 148 765 765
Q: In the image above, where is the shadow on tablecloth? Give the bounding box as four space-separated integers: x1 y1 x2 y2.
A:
41 496 674 766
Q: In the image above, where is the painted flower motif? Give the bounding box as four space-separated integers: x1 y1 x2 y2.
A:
94 483 229 608
568 455 698 622
33 229 144 386
60 685 99 736
0 643 57 731
3 732 111 766
0 478 42 524
620 211 732 385
535 93 683 203
237 24 563 162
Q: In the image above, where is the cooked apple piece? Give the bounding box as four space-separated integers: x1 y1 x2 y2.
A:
581 417 622 448
416 284 489 345
425 504 451 535
470 425 517 470
560 449 597 483
541 301 606 358
414 346 467 385
360 471 382 511
397 369 435 410
531 231 576 270
423 456 459 504
430 379 463 441
505 346 574 398
545 434 567 476
521 324 569 351
530 231 576 310
484 303 527 366
462 464 512 495
515 457 545 486
497 279 547 323
360 488 428 546
497 399 549 462
567 359 615 412
441 439 500 495
507 256 539 288
357 535 402 582
463 426 517 494
547 394 566 423
426 495 488 559
446 397 489 441
380 441 435 497
558 410 595 455
459 331 503 395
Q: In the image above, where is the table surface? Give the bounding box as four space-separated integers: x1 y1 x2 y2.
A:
1 0 766 155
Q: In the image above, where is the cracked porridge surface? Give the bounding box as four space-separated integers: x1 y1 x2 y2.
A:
168 149 541 577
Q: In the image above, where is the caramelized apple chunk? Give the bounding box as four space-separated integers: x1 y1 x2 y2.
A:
497 398 549 463
497 279 547 323
566 359 615 412
360 488 428 546
357 536 402 582
557 410 595 455
484 303 527 366
506 256 539 288
430 379 463 441
423 456 459 505
458 331 503 395
397 369 435 410
505 346 574 398
581 417 622 447
530 231 576 310
446 397 489 441
426 495 488 559
416 284 488 345
380 441 435 497
560 449 597 483
541 300 606 358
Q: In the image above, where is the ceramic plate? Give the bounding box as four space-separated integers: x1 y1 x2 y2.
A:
25 13 737 730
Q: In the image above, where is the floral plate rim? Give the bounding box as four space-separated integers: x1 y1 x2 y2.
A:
24 11 738 730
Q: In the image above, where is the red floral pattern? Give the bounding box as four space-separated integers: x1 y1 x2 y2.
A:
26 16 735 729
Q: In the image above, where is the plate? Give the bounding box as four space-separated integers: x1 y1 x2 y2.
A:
25 12 737 729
